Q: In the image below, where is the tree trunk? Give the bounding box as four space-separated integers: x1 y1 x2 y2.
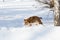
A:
54 0 60 26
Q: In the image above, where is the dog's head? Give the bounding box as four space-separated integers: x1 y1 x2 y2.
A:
24 19 29 25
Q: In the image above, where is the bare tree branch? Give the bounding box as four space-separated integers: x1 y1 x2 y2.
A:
35 0 54 8
35 0 50 5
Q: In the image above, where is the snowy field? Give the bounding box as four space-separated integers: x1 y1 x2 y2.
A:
0 0 60 40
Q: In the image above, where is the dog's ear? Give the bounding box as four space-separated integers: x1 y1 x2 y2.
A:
40 17 42 19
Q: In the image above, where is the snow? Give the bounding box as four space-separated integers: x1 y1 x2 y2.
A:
0 23 54 40
0 0 59 40
34 27 60 40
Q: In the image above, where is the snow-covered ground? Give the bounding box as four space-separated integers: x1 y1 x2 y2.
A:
0 0 59 40
0 23 54 40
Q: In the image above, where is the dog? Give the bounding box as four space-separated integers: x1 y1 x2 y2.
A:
24 16 43 26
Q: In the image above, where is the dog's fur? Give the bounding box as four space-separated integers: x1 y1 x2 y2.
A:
24 16 43 26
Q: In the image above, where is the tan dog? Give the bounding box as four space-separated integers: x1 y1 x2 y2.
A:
24 16 43 26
